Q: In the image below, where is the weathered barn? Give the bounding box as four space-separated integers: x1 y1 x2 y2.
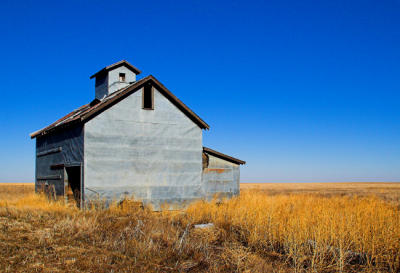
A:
30 60 245 209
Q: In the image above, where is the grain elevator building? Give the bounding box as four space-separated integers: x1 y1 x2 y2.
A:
30 60 245 209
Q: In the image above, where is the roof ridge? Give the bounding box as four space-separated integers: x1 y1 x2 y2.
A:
30 75 209 139
90 60 141 79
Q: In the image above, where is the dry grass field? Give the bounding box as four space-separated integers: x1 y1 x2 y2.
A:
0 182 399 272
241 182 400 204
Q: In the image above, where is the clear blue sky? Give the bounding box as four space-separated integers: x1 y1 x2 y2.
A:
0 0 399 182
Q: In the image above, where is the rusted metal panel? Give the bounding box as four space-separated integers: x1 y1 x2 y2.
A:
203 168 229 174
202 154 240 199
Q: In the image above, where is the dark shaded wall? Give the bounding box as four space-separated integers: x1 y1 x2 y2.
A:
35 125 84 196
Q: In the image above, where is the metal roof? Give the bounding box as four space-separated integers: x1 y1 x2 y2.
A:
89 60 141 79
30 75 210 138
203 147 246 165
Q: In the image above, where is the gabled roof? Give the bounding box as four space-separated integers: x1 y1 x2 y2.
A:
89 60 141 79
203 147 246 165
30 75 210 139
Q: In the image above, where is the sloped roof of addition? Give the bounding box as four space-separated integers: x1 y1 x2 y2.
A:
89 60 141 79
203 147 246 165
30 75 210 139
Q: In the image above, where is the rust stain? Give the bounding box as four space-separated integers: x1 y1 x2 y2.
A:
204 168 226 174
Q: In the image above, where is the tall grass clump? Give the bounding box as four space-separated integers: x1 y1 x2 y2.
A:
186 191 400 272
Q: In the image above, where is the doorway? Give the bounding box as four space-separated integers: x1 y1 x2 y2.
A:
65 166 81 207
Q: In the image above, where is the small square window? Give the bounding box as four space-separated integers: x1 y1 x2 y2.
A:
119 73 126 82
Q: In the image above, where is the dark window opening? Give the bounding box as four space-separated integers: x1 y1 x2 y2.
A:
202 153 209 170
65 166 81 208
119 73 126 82
143 84 154 109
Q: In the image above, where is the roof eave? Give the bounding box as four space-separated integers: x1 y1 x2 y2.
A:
89 60 142 79
30 74 210 139
30 118 82 139
147 75 210 130
81 75 210 130
203 147 246 165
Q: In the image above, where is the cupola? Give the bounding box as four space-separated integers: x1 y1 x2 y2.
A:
90 60 141 100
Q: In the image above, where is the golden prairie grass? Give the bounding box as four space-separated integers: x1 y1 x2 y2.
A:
0 183 34 200
187 191 400 272
0 183 399 272
241 182 400 203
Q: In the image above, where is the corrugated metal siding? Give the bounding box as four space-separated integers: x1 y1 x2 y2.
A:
202 154 240 199
84 86 203 209
35 125 84 195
